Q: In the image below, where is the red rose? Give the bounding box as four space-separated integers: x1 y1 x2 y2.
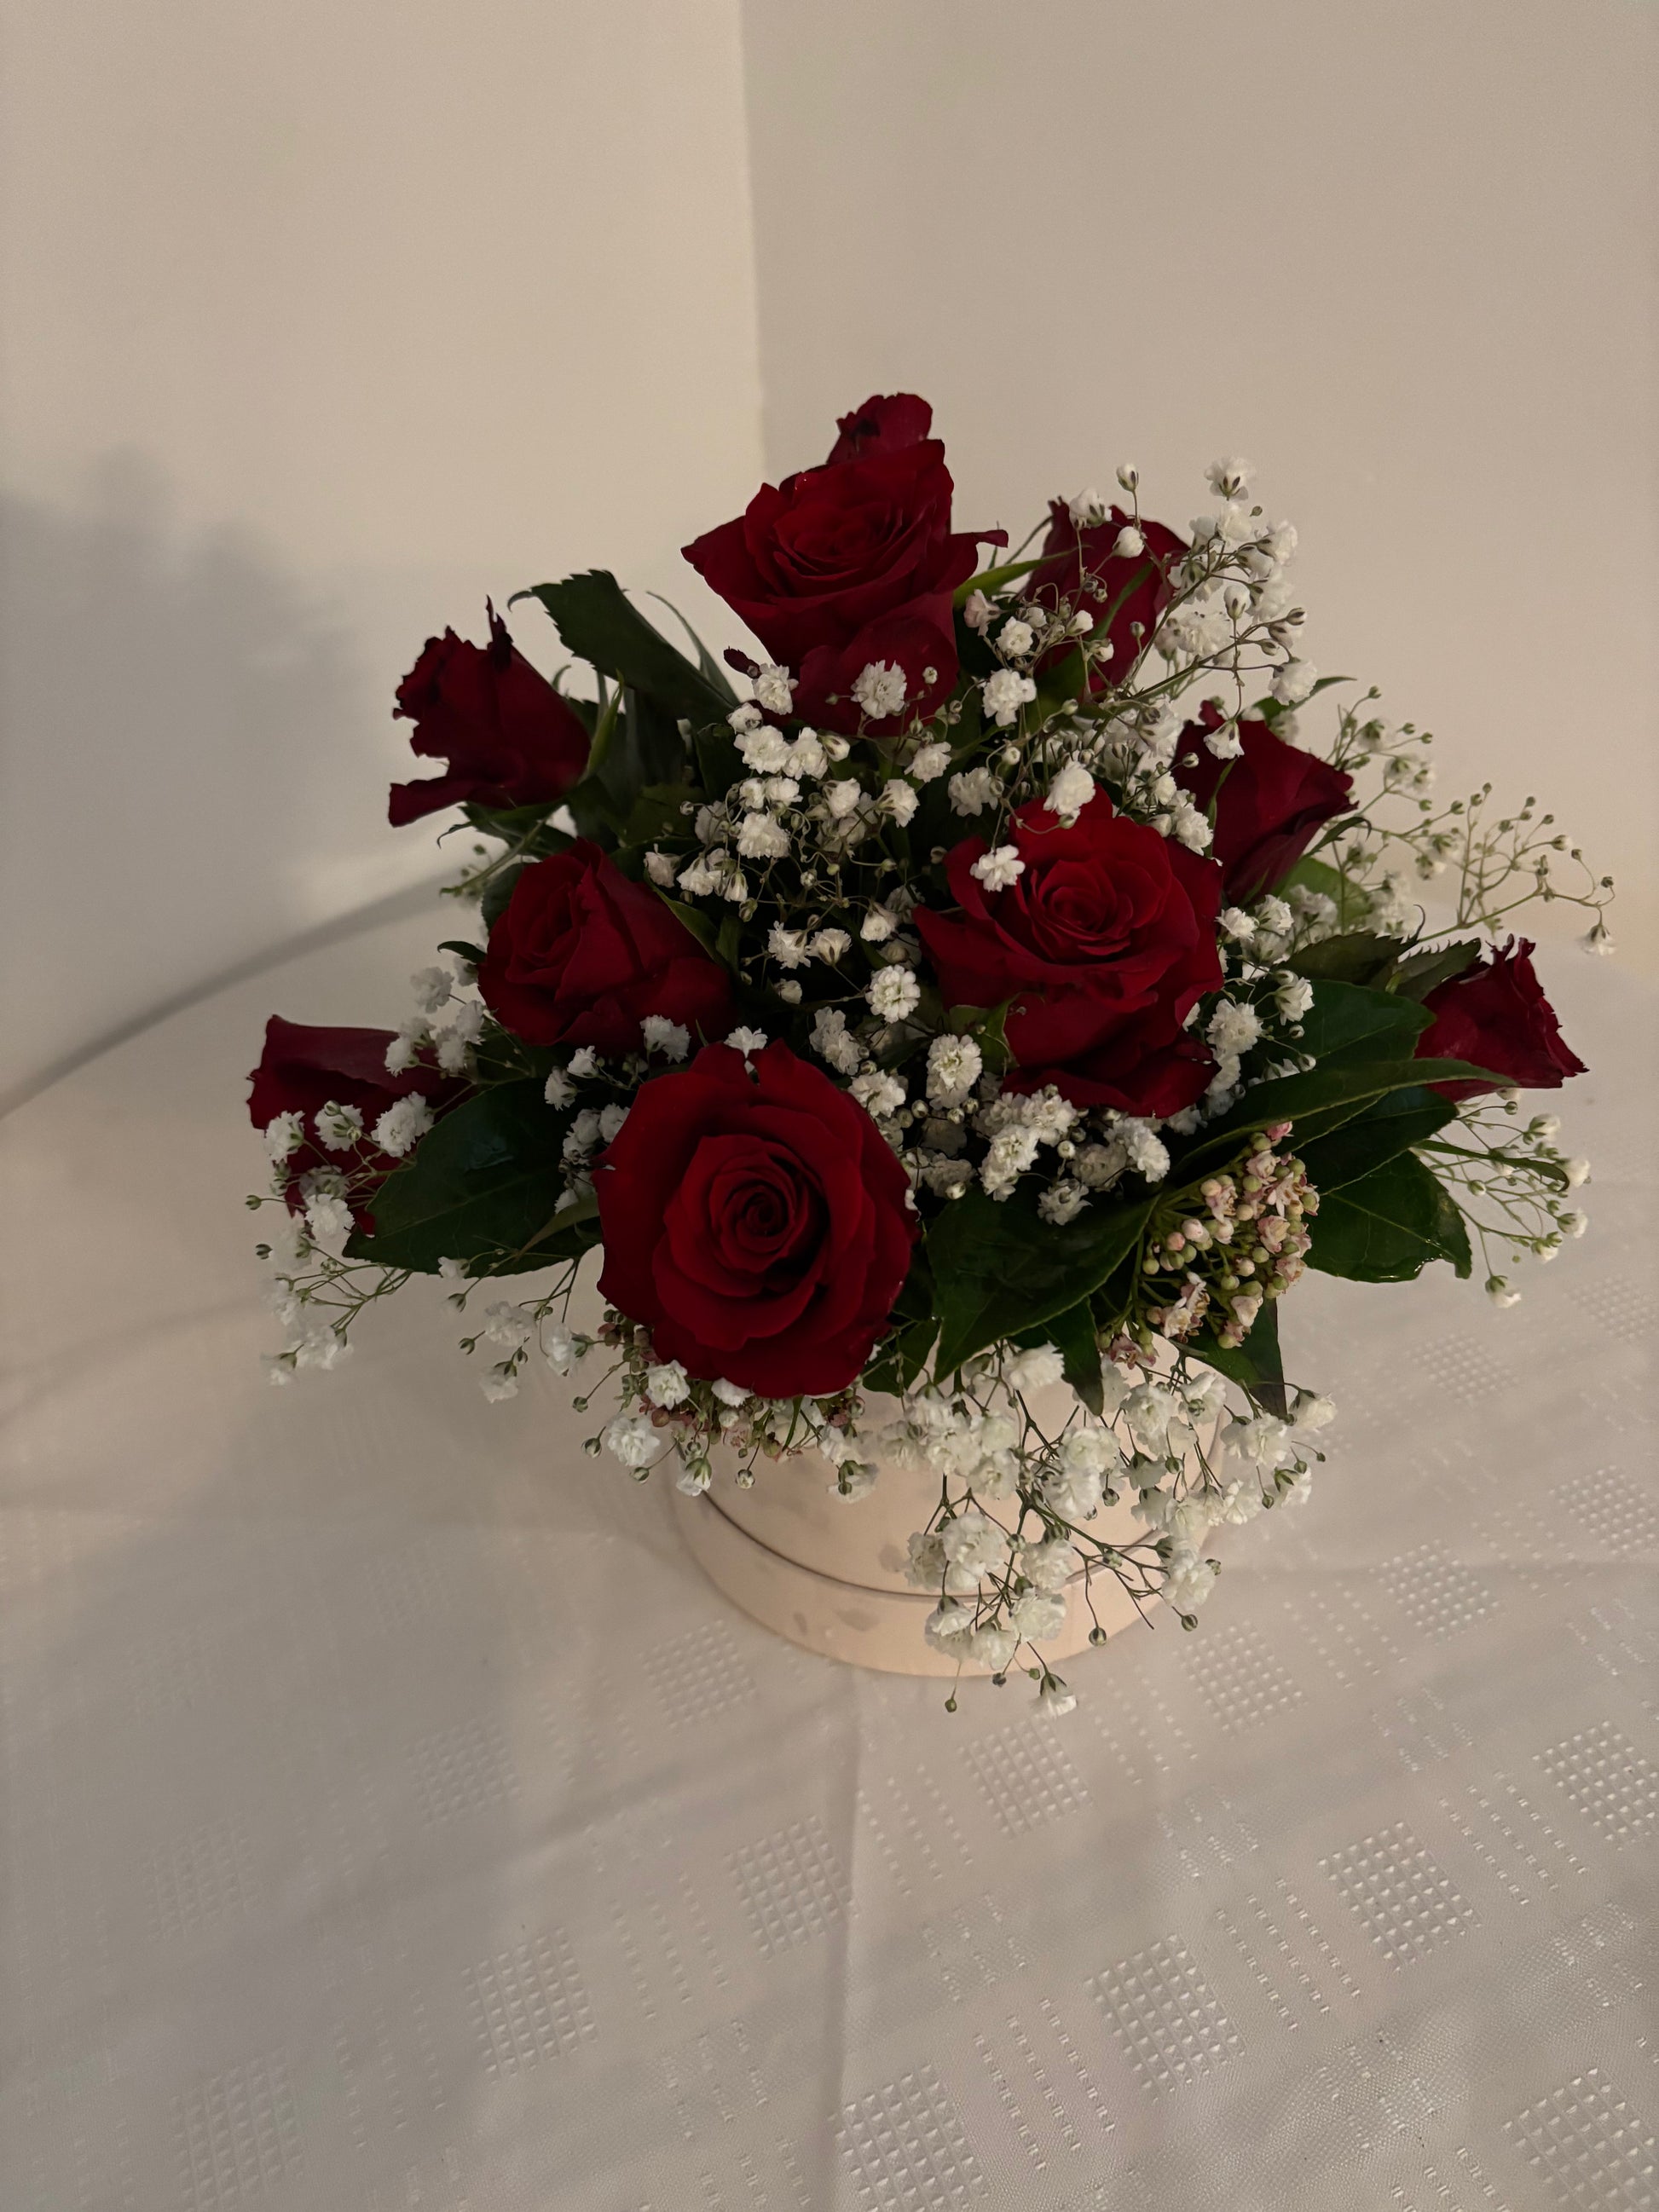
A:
247 1017 463 1216
682 396 993 733
915 791 1224 1114
1175 705 1354 904
1027 503 1187 690
477 841 734 1054
596 1041 916 1397
390 603 589 827
1415 939 1587 1101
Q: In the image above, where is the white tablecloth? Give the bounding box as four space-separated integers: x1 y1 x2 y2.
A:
3 914 1655 2212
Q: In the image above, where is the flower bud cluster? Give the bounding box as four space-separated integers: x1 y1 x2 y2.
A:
1133 1126 1316 1349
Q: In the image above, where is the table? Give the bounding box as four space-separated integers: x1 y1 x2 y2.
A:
3 911 1655 2211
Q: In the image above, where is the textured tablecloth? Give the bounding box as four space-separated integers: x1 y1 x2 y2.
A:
3 913 1655 2212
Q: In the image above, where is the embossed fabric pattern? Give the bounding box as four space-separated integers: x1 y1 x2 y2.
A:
1 918 1654 2210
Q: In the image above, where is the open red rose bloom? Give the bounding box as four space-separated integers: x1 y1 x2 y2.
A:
245 386 1603 1687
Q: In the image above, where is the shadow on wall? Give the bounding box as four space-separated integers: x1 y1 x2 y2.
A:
0 454 433 1112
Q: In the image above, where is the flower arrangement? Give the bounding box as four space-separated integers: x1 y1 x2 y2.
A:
246 393 1611 1707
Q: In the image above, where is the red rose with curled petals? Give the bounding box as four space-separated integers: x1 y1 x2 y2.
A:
914 790 1225 1115
596 1042 917 1398
477 841 734 1056
247 1017 465 1221
682 396 1000 734
1026 502 1187 691
1414 939 1587 1102
1175 703 1355 904
389 604 588 828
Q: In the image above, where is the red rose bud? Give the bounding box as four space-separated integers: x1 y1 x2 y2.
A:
682 399 998 732
595 1041 916 1399
1175 704 1354 904
247 1017 464 1219
825 391 936 464
914 790 1224 1116
1415 939 1587 1101
477 841 735 1055
389 603 589 828
1027 502 1187 690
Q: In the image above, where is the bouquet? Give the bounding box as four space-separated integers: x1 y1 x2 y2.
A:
246 393 1610 1707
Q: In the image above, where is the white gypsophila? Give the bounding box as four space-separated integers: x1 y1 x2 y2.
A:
645 1360 690 1409
304 1187 355 1242
1214 1477 1267 1525
737 811 790 861
543 1326 581 1376
1061 1423 1122 1477
1203 715 1245 761
641 1015 690 1060
543 1068 575 1107
737 725 791 772
921 1157 974 1198
926 1032 982 1106
811 927 852 962
725 1026 767 1055
982 669 1037 727
1020 1088 1078 1144
1006 1343 1064 1393
1038 1678 1078 1716
962 590 996 634
1206 455 1255 497
867 965 922 1021
1069 486 1106 524
727 701 762 733
711 1377 750 1407
924 1600 974 1649
563 1108 602 1162
645 848 679 887
762 775 801 808
598 1102 628 1144
824 777 863 820
263 1109 304 1163
1218 906 1256 943
1009 1590 1067 1643
1120 1119 1171 1181
1225 1412 1295 1468
910 740 951 783
1207 999 1263 1058
1256 894 1295 938
982 1125 1040 1198
435 1000 484 1074
882 778 920 826
480 1371 520 1404
768 923 811 970
1018 1538 1076 1592
676 854 720 896
1038 1180 1087 1225
905 1529 948 1589
850 1069 905 1120
1124 1382 1179 1458
1161 1551 1217 1614
971 845 1025 892
789 728 828 778
373 1094 434 1158
1292 1389 1337 1432
382 1028 423 1075
948 765 997 816
410 965 453 1014
1272 660 1318 706
1041 1460 1103 1522
753 663 795 714
860 908 896 943
969 1624 1019 1672
604 1413 661 1470
1168 799 1213 853
1269 977 1311 1025
1112 524 1144 559
1047 759 1095 821
811 1007 862 1075
997 616 1034 658
940 1508 1011 1582
264 1212 309 1270
852 661 908 720
483 1300 533 1348
314 1100 365 1153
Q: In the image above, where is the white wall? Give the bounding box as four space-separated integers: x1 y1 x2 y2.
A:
0 0 764 1102
742 0 1657 976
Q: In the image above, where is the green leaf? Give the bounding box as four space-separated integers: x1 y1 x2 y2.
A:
1288 933 1409 986
1390 938 1482 1002
1297 979 1431 1063
1279 855 1372 928
1187 1298 1287 1418
583 684 623 779
618 782 692 850
437 939 486 965
1177 1054 1500 1175
953 557 1040 604
653 891 721 962
863 1314 940 1398
1306 1151 1472 1283
1295 1085 1457 1193
517 571 730 729
928 1185 1153 1378
480 864 524 935
1045 1300 1105 1415
640 592 740 707
345 1082 575 1276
